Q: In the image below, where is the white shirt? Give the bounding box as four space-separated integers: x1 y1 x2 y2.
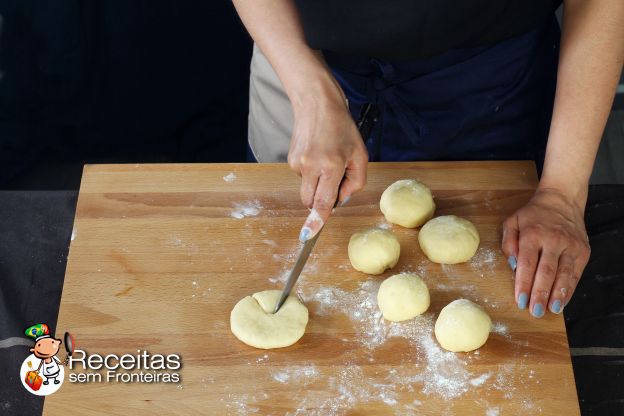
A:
42 358 60 376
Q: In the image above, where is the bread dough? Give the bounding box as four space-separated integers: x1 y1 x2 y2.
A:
418 215 479 264
434 299 492 352
377 273 430 321
348 228 400 275
380 179 435 228
230 290 308 349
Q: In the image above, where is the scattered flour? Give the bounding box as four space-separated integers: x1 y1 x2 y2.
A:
302 281 496 401
435 283 477 295
255 354 269 364
486 407 500 416
469 247 499 276
231 200 263 219
470 372 492 387
222 393 261 415
272 366 319 386
268 248 319 285
225 276 536 414
272 372 290 384
223 172 237 182
285 365 399 416
268 269 290 285
223 241 537 414
168 234 184 247
492 322 509 337
376 219 392 229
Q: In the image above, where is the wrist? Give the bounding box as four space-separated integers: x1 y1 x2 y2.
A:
289 76 348 115
537 177 588 213
281 53 347 116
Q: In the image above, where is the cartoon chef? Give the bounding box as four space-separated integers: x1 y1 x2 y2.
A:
25 323 65 385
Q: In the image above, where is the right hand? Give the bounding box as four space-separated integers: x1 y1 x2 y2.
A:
288 79 369 242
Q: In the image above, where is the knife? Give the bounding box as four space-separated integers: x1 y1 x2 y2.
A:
273 103 378 314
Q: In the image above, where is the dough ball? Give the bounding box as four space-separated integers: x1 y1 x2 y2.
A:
380 179 435 228
348 228 400 275
418 215 479 264
377 273 430 322
434 299 492 352
230 290 308 349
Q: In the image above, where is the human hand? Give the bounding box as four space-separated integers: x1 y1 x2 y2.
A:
502 187 590 317
288 81 368 242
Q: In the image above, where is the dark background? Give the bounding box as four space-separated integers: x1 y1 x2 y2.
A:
0 0 252 190
1 2 623 189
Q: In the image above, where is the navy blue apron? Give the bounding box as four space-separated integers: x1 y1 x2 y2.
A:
324 16 560 172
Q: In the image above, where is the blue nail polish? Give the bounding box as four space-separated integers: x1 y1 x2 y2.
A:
299 227 311 242
517 293 528 310
551 300 561 314
532 303 545 318
339 196 351 207
508 256 517 272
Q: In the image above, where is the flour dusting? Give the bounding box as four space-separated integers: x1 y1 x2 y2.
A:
268 248 319 284
272 366 319 386
223 234 538 414
470 247 499 277
223 172 237 182
470 372 492 387
231 200 263 219
492 322 509 336
302 281 494 400
377 219 392 229
486 407 500 416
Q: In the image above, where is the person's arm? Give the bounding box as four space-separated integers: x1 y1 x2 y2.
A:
232 0 368 241
502 0 624 317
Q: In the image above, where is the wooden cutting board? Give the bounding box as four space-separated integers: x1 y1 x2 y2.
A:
44 162 579 415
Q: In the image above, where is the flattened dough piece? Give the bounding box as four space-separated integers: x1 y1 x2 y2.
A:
380 179 435 228
377 273 430 322
418 215 479 264
230 290 309 349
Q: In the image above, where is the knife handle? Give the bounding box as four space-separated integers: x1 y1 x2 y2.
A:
356 103 379 141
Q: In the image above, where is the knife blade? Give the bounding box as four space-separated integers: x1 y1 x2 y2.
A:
273 103 378 314
272 232 321 314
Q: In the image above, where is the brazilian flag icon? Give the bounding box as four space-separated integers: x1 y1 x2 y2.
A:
24 323 50 340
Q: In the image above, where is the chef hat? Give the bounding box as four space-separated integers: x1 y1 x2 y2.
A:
24 323 51 341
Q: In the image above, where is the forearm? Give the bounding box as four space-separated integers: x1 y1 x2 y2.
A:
539 0 624 210
231 0 345 112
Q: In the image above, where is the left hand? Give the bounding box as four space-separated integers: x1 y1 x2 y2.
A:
501 187 591 318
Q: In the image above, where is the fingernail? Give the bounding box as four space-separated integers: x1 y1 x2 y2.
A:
299 227 311 242
508 256 517 272
551 300 562 314
532 303 545 318
517 293 528 310
339 195 351 207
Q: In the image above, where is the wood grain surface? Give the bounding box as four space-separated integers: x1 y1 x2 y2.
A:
44 162 580 415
